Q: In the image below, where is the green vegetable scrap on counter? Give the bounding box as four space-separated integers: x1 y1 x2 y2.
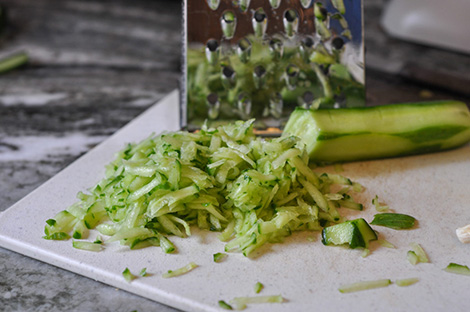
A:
218 300 233 310
372 195 389 212
443 263 470 276
213 252 227 263
407 242 430 265
44 119 370 257
338 279 391 293
322 218 377 249
230 295 284 310
0 51 28 74
162 262 198 278
396 278 419 287
339 278 419 293
253 282 264 294
370 213 416 230
122 268 136 283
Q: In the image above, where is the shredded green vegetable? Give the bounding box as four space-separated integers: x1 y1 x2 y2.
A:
407 250 419 265
396 278 419 287
139 268 148 277
162 262 198 278
218 300 233 310
372 195 389 212
254 282 264 294
443 263 470 276
0 51 28 74
377 239 396 249
213 252 227 263
338 279 391 293
371 213 416 230
44 120 366 256
72 240 103 252
122 268 136 282
230 295 284 310
409 242 430 263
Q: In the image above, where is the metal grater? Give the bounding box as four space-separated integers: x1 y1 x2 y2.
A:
182 0 365 132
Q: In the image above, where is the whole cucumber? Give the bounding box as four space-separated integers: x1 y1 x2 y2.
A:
283 101 470 163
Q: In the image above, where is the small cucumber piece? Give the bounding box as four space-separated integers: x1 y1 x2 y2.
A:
370 213 416 230
322 218 377 249
283 101 470 163
443 263 470 276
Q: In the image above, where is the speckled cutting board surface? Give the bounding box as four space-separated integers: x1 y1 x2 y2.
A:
1 90 469 312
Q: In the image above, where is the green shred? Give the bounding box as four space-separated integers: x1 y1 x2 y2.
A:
218 300 233 310
122 268 136 282
162 262 198 278
377 239 396 249
371 213 416 230
361 248 370 258
254 282 264 294
0 51 28 74
43 232 70 240
443 263 470 276
396 278 419 286
230 295 284 310
213 252 227 263
43 120 366 256
407 250 419 265
338 279 391 293
409 242 430 263
372 195 389 212
72 240 103 252
139 268 148 277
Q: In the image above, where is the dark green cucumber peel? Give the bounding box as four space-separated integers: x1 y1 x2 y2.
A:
283 101 470 163
370 213 416 230
321 218 377 249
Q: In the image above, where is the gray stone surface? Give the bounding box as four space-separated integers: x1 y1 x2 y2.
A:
0 0 469 311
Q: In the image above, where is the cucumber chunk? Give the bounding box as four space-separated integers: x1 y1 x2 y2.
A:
283 101 470 163
322 218 377 249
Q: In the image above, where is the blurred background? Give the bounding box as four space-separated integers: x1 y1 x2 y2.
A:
1 0 469 311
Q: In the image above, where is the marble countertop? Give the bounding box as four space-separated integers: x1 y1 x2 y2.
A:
1 0 469 311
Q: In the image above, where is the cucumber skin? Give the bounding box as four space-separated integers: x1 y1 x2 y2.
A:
283 101 470 163
322 218 377 249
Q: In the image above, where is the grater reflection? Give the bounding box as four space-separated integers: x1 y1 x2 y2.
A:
183 0 365 131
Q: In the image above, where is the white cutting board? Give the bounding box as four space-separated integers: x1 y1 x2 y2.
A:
1 90 470 312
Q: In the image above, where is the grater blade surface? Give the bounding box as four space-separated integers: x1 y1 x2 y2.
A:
182 0 365 131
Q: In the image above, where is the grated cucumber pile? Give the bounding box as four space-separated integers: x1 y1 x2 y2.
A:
44 119 364 256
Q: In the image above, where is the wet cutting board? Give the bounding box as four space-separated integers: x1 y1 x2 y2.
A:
1 90 469 312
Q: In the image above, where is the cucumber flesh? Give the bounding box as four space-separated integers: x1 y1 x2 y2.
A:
322 218 377 249
283 101 470 163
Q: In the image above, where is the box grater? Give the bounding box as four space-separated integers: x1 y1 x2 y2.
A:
182 0 365 132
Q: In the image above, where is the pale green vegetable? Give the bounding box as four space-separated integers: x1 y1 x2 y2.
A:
44 120 365 257
407 250 419 265
122 268 136 282
0 51 28 74
372 195 389 212
72 241 103 252
218 300 233 310
230 295 284 310
396 278 419 286
338 279 391 293
443 263 470 276
377 239 396 249
162 262 198 278
410 242 430 263
284 101 470 163
254 282 264 294
139 268 148 277
213 252 227 263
